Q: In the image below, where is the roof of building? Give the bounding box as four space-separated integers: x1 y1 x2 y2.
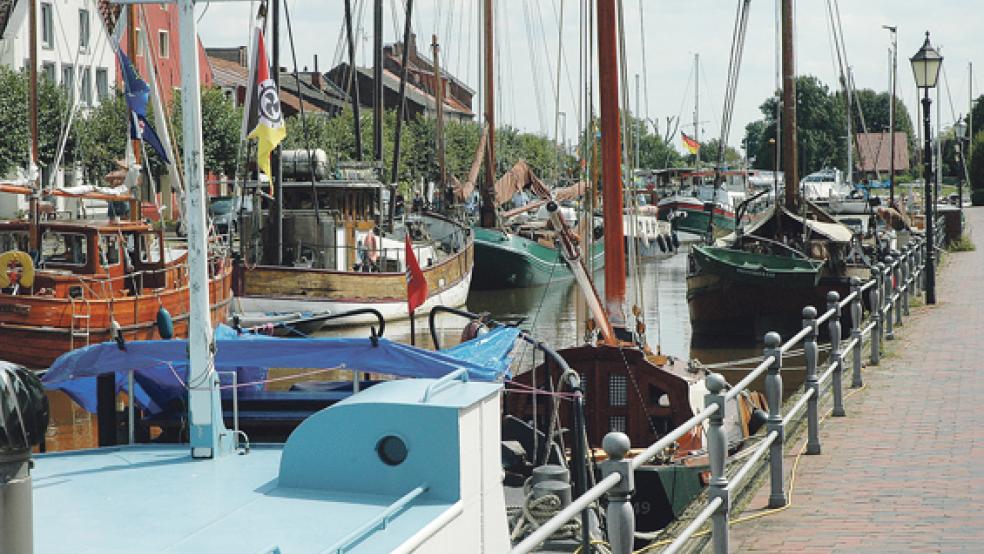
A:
856 132 910 172
332 63 473 118
207 53 248 89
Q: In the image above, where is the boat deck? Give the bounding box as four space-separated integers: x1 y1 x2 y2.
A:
33 444 451 553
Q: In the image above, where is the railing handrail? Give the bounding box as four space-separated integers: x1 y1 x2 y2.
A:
513 229 940 554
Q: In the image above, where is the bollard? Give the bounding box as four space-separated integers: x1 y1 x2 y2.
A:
827 292 845 417
600 433 634 554
704 373 730 554
850 277 864 387
883 257 895 341
764 332 787 508
901 246 911 317
802 306 821 455
892 253 903 327
869 267 882 366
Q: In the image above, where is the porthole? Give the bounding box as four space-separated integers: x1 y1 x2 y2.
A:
376 435 408 466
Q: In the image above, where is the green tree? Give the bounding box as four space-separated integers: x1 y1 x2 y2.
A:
743 120 767 166
750 76 847 176
969 130 984 205
0 67 75 177
75 92 128 182
699 138 742 165
171 87 243 176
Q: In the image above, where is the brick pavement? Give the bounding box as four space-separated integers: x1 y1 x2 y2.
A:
728 207 984 553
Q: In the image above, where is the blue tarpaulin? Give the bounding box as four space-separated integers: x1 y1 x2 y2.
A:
43 325 520 414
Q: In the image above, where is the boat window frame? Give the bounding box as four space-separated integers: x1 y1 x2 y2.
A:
99 233 122 267
0 230 30 253
40 231 89 267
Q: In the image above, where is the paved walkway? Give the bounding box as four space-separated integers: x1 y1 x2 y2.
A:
729 207 984 553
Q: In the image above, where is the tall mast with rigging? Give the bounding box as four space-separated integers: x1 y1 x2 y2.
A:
27 0 39 250
597 0 626 329
479 0 496 228
781 0 798 212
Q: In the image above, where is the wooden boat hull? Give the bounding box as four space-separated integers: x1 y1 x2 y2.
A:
0 266 233 369
657 198 736 236
234 241 474 327
471 227 605 289
690 245 823 289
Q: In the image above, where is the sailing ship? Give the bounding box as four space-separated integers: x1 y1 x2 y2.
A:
686 0 869 342
0 6 231 369
231 4 473 328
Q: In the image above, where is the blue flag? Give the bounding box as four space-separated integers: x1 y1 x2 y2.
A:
116 50 168 163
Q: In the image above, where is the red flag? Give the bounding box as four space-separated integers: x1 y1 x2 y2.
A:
405 235 428 314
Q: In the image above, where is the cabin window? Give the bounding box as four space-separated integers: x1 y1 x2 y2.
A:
608 374 627 407
41 232 88 266
648 384 669 406
100 235 121 267
135 233 161 263
0 231 29 252
78 9 90 51
609 416 627 433
41 3 54 49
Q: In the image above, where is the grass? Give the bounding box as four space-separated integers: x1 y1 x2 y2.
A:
948 234 976 252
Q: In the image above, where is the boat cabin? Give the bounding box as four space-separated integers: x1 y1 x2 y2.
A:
0 219 175 299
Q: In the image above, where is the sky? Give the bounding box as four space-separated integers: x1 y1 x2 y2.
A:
198 1 984 157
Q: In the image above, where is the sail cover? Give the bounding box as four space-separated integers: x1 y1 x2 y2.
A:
43 325 520 414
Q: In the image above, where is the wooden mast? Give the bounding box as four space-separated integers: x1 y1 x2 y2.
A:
781 0 798 211
344 0 363 161
479 0 496 228
27 0 39 250
596 0 626 329
432 35 447 195
372 0 383 162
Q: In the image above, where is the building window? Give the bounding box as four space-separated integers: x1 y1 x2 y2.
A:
95 68 109 101
609 374 627 407
158 30 169 59
135 27 144 56
609 416 627 433
42 62 56 85
41 3 54 49
79 9 90 51
61 65 74 103
80 67 92 106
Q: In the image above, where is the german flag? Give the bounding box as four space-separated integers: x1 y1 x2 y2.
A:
681 132 700 155
245 27 286 194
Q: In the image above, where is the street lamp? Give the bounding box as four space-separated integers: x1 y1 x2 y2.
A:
955 114 967 219
910 31 942 305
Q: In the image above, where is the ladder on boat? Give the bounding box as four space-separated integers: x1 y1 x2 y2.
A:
69 296 92 350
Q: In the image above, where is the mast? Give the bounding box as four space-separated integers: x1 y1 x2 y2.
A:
845 68 853 186
432 35 447 193
479 0 496 228
888 26 897 206
780 0 798 211
128 5 141 172
970 62 974 160
597 0 626 328
176 0 231 458
27 0 39 250
694 53 700 172
271 0 283 264
344 0 363 161
390 0 415 186
373 0 383 162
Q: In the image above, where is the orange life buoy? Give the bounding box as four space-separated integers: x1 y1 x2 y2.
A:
0 250 35 288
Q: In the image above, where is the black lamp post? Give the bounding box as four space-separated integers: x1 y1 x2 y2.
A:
955 115 967 218
910 31 942 305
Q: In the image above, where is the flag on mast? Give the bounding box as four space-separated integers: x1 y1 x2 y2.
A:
681 132 700 155
245 27 286 194
405 234 428 314
116 50 169 164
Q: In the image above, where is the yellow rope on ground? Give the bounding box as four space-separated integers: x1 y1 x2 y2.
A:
632 384 868 553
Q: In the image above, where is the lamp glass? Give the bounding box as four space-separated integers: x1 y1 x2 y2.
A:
910 33 943 89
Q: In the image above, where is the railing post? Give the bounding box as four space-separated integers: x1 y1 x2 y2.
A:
869 267 882 366
901 246 911 317
826 292 845 417
803 306 821 454
883 256 895 341
704 373 730 554
913 237 922 295
850 277 864 388
763 332 787 508
892 252 903 326
600 433 634 554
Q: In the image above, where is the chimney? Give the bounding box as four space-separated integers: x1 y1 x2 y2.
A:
312 55 322 89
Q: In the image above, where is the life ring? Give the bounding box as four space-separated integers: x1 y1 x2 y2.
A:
0 250 35 288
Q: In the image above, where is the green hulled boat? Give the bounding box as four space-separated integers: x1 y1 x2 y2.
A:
471 226 605 289
690 245 823 288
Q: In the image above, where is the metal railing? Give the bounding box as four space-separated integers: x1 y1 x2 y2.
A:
511 226 940 554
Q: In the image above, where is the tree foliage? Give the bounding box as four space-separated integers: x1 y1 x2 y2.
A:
970 131 984 191
0 67 75 177
171 87 243 176
75 92 128 182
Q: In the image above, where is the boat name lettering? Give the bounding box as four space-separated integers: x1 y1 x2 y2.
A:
0 303 31 315
735 268 774 278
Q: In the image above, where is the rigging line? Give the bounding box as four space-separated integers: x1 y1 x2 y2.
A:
521 0 547 134
698 60 720 143
552 0 566 185
637 0 649 121
549 0 580 127
453 0 465 78
499 0 517 127
283 0 321 220
617 0 644 314
533 0 558 133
